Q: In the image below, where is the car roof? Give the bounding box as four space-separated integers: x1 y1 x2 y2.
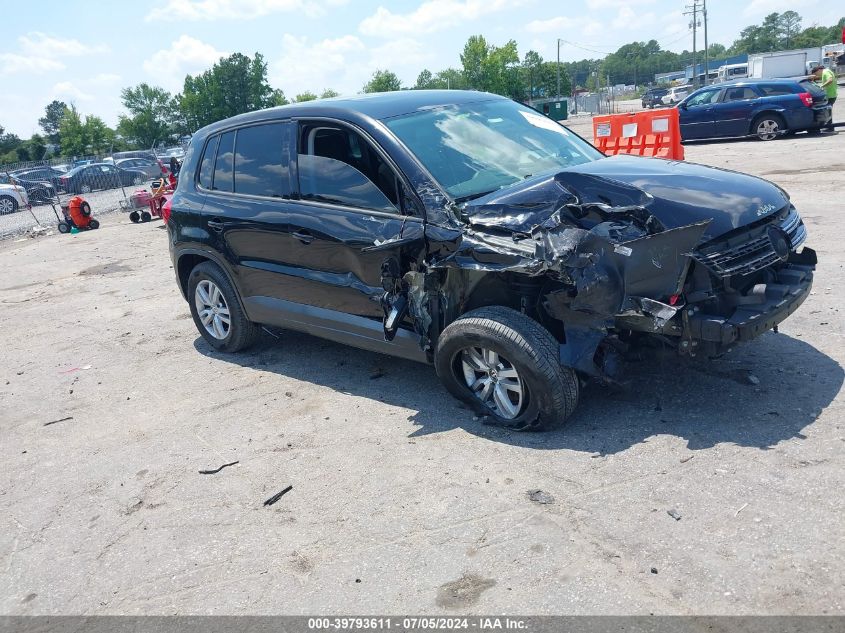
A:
718 78 801 87
198 90 506 136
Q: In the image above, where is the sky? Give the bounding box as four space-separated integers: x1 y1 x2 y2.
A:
1 0 840 137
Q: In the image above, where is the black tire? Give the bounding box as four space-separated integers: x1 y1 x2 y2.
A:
0 195 18 215
141 211 152 222
751 113 786 141
129 211 140 223
88 218 100 229
81 202 91 217
434 306 579 431
187 261 260 353
57 221 70 234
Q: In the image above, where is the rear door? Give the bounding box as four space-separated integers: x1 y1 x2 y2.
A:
679 88 722 139
712 85 762 137
199 121 299 305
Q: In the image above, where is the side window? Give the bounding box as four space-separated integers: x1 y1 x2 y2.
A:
687 89 720 106
198 135 219 190
234 123 290 198
759 84 795 96
213 131 235 193
724 87 759 102
297 123 400 213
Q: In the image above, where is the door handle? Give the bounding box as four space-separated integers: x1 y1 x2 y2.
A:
207 219 225 232
292 230 314 244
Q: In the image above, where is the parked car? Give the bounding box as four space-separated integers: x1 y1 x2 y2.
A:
115 157 168 179
662 86 690 104
168 90 815 429
641 87 669 108
678 78 831 141
10 166 68 192
0 173 56 204
59 162 148 194
0 183 30 214
52 164 71 173
158 146 186 161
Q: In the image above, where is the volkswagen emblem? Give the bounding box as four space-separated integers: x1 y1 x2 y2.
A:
767 226 790 262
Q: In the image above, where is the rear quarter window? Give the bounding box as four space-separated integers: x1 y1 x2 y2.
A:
198 135 219 190
758 84 799 96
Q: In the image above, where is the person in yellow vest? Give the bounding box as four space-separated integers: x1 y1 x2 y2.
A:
809 65 837 132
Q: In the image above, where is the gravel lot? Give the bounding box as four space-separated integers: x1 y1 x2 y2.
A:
1 109 843 615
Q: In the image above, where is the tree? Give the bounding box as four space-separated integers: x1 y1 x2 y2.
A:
781 11 802 48
460 35 521 98
522 50 543 99
178 52 277 130
294 91 318 102
414 69 435 89
320 89 340 98
707 43 727 59
84 116 114 154
271 89 289 106
38 100 67 147
27 134 47 161
363 69 402 93
118 83 174 148
59 105 88 157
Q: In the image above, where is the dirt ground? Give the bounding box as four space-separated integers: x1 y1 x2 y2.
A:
1 111 844 615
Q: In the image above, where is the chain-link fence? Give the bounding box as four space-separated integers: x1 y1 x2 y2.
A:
0 150 181 239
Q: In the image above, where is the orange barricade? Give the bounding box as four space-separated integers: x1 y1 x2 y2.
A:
592 108 684 160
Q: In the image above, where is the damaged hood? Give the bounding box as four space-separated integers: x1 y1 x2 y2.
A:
465 154 789 240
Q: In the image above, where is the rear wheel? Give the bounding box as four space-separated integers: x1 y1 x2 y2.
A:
141 211 152 222
752 113 785 141
434 306 579 431
188 262 260 353
0 195 17 215
129 211 140 223
57 221 70 233
80 184 92 194
88 218 100 229
132 175 144 186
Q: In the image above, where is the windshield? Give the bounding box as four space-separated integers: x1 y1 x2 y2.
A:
385 99 603 201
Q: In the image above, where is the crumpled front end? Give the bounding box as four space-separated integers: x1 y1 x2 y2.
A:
377 168 816 381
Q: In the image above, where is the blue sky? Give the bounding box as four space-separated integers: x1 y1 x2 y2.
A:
1 0 839 136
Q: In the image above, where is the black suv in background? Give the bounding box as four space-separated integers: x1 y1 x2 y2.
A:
642 87 669 108
168 91 815 430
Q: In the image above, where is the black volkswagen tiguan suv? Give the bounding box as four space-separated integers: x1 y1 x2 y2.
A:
168 90 815 430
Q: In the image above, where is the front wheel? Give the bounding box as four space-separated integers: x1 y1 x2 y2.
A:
0 195 18 215
434 306 579 431
132 175 144 186
80 184 92 194
753 113 785 141
188 262 260 353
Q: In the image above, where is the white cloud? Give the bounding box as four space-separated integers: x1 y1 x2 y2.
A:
52 81 94 102
360 0 521 37
146 0 347 21
271 34 366 97
369 38 433 69
587 0 656 8
612 6 656 31
0 32 107 76
19 32 108 58
143 35 227 91
743 0 818 17
525 15 603 38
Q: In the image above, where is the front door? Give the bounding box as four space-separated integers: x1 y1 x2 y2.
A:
280 121 425 320
679 88 722 140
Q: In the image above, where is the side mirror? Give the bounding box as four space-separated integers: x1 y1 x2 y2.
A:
678 101 687 110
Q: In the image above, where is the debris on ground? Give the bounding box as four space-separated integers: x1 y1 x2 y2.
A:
60 365 92 374
746 373 761 386
735 502 749 517
527 489 555 504
264 485 293 507
198 460 239 475
680 455 694 463
44 416 73 427
651 567 658 574
667 509 682 521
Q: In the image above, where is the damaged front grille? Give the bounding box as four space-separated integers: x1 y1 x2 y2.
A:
693 206 806 278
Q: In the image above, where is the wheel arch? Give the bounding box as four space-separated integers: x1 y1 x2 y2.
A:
175 249 240 307
749 109 787 134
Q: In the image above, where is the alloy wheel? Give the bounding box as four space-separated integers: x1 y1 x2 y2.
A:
194 279 231 340
757 119 780 140
460 346 525 419
0 197 15 214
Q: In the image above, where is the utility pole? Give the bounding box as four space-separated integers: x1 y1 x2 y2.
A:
684 1 703 88
556 38 563 98
703 0 709 85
